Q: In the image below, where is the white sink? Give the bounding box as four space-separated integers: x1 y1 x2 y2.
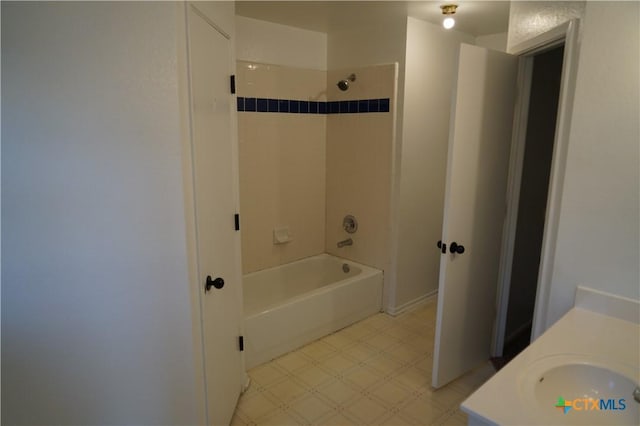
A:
461 289 640 426
520 354 640 425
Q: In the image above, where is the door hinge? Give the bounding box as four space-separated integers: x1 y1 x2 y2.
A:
238 335 244 352
230 75 236 94
234 213 240 231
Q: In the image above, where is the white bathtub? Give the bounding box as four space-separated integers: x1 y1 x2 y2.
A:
243 254 383 369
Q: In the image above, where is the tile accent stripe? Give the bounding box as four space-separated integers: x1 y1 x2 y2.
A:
237 97 390 114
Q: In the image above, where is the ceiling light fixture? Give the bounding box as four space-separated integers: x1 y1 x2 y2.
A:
441 4 458 30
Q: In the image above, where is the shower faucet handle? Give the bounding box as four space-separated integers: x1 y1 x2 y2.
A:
343 215 358 234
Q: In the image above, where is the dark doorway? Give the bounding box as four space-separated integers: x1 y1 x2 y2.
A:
498 45 565 368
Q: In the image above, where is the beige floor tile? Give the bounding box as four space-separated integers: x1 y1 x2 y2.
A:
451 411 469 425
399 320 430 337
366 332 402 351
230 410 248 426
343 364 385 390
240 382 263 401
342 342 378 362
249 363 287 387
341 321 376 340
259 409 302 425
424 385 466 409
464 362 496 387
237 392 280 422
275 350 314 372
449 376 476 397
233 300 492 426
294 365 334 389
434 409 468 426
319 353 359 376
449 364 494 398
300 340 338 362
345 396 390 424
317 379 359 405
366 353 404 378
400 395 446 424
383 324 418 341
410 308 437 323
322 330 356 350
362 312 396 331
265 378 308 403
384 344 422 365
376 412 416 426
289 394 335 424
413 355 434 374
393 365 431 391
315 413 356 426
401 335 434 355
368 379 413 407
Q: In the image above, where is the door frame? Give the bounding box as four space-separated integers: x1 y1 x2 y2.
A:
492 20 581 356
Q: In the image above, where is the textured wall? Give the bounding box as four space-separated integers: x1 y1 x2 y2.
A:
2 2 201 423
507 1 585 52
543 1 640 328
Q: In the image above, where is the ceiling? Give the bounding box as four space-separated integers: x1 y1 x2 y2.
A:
235 1 510 37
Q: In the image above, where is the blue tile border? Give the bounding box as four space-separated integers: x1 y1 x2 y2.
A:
236 97 391 114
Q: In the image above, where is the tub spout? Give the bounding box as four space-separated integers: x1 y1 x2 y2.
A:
337 238 353 248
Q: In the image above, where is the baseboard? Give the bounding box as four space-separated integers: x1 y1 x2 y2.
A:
386 290 438 316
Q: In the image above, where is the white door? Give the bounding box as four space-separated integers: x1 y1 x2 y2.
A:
188 7 243 424
432 44 519 388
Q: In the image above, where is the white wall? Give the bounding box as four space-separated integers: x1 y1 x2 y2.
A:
392 18 475 313
507 1 585 52
542 1 640 328
475 32 507 52
236 16 327 70
2 2 202 423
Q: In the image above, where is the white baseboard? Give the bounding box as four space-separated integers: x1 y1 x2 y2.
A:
386 290 438 316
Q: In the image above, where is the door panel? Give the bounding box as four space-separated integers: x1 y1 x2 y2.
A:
188 7 242 424
432 44 518 388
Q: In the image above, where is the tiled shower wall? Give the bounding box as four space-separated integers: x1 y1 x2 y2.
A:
237 61 395 274
237 61 327 273
325 64 396 274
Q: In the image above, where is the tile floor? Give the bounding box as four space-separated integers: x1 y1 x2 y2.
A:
231 298 495 425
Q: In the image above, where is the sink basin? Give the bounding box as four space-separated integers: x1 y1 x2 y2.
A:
520 355 640 425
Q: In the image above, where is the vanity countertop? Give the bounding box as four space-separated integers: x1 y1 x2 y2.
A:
461 287 639 425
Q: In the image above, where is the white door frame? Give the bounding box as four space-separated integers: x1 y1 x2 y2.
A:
492 20 581 356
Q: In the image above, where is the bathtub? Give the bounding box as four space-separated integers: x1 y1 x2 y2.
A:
243 253 383 369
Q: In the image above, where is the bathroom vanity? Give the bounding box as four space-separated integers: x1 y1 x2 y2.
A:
461 286 640 425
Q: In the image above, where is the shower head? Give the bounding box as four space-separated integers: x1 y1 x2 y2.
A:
337 73 356 91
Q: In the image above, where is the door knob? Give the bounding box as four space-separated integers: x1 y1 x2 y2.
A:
437 240 446 254
449 242 465 254
205 275 225 292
